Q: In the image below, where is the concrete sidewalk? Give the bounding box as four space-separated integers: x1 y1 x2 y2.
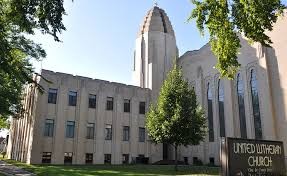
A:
0 160 36 176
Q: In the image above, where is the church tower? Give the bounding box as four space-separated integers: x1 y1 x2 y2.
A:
132 5 177 101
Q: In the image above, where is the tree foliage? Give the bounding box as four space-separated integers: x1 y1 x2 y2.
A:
146 64 206 170
190 0 285 78
0 0 66 123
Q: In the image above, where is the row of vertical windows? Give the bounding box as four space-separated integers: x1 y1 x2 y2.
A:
42 152 134 164
206 70 262 141
44 120 145 143
48 90 145 114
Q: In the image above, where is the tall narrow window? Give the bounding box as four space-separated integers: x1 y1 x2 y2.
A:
124 99 131 113
66 121 75 138
68 91 77 106
139 102 145 114
44 119 54 137
237 74 247 138
48 88 57 104
106 97 113 111
207 83 214 142
86 123 95 139
104 154 111 164
89 94 96 108
105 124 112 140
218 80 225 137
123 126 130 141
250 70 262 139
139 127 145 142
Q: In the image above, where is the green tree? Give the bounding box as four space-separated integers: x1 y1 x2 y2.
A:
0 0 66 125
146 64 206 171
189 0 286 78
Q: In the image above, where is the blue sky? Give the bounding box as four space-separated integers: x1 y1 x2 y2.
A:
31 0 209 85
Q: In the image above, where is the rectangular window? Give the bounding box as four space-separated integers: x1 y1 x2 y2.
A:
68 91 77 106
123 99 130 113
123 126 130 141
106 97 113 111
104 154 111 164
44 119 54 137
209 157 215 166
139 127 145 142
42 152 52 163
122 154 129 164
66 121 75 138
48 88 57 104
139 102 145 114
86 123 95 139
64 152 73 164
89 94 96 108
85 153 93 164
105 124 112 140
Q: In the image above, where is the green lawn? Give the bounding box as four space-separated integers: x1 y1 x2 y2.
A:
2 159 219 176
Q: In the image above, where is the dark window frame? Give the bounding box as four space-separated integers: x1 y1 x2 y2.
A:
124 99 130 113
48 88 57 104
139 102 145 114
218 80 226 137
122 154 129 164
106 97 113 111
88 94 97 108
68 91 77 106
207 83 214 142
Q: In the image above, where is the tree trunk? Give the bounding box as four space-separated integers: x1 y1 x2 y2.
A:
175 145 178 171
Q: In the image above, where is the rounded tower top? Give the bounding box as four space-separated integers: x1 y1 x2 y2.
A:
138 6 175 37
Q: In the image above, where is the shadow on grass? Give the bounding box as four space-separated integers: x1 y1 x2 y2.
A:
1 159 219 176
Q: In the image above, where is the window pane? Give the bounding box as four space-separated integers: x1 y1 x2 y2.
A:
106 97 113 110
218 80 225 137
139 127 145 142
207 83 214 142
250 70 262 139
44 119 54 137
237 74 247 138
66 121 75 138
48 88 57 104
89 94 96 108
86 123 95 139
123 126 130 141
124 99 130 113
139 102 145 114
122 154 129 164
68 91 77 106
105 124 112 140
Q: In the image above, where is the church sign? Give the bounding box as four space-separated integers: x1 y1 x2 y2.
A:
220 137 286 176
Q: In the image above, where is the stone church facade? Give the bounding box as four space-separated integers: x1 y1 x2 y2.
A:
6 6 287 165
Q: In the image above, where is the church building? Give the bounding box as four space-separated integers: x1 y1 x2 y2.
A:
6 5 287 165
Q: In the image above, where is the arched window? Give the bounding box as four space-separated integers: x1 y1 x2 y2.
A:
250 70 262 139
218 80 225 137
237 74 247 138
207 83 214 142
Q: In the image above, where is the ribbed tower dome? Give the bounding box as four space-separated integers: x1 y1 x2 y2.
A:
138 6 175 37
